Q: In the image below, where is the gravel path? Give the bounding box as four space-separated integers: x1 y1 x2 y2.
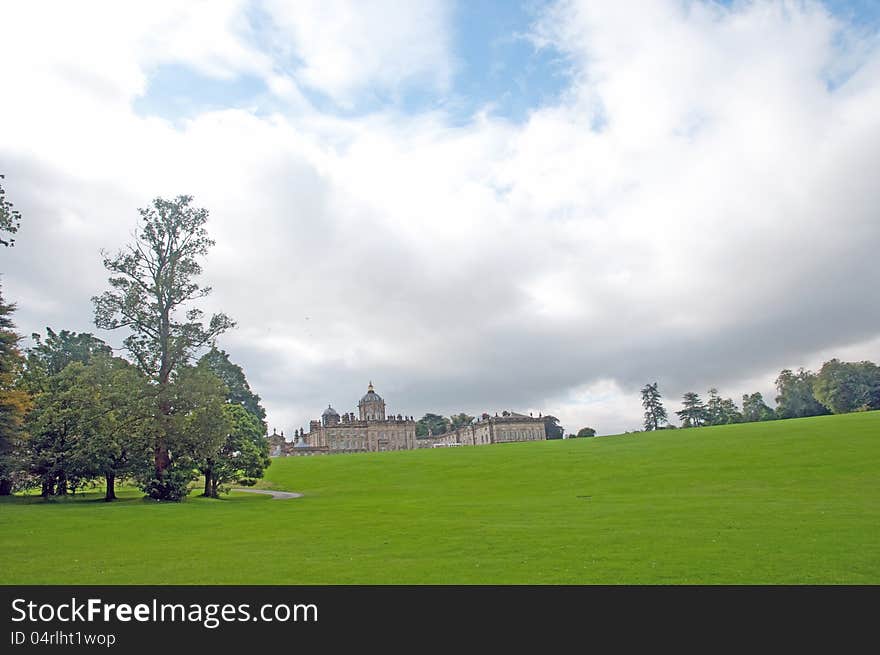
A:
232 488 303 499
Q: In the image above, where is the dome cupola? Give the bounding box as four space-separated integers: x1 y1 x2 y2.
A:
358 381 386 421
322 404 340 427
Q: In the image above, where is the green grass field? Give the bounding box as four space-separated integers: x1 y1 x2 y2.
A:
1 411 878 584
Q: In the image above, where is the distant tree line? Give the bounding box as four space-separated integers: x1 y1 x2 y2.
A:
639 362 880 432
0 195 270 501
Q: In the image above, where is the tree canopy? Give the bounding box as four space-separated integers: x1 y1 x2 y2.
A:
775 368 828 419
416 413 450 437
813 359 880 414
92 195 234 499
742 392 775 422
0 286 31 494
0 175 22 248
676 392 707 428
199 346 267 430
543 415 564 440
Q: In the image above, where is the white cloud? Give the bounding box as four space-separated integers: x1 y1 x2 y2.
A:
1 1 879 435
260 0 454 106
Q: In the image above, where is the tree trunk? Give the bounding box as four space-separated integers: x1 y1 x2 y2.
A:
41 478 53 498
105 473 116 501
211 476 219 498
203 468 212 497
0 478 11 496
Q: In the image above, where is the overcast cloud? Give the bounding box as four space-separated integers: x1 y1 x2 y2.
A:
1 0 878 435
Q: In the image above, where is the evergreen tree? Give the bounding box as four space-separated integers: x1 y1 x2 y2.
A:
742 392 775 422
676 392 707 428
641 382 668 430
0 285 31 494
416 413 451 437
543 415 564 440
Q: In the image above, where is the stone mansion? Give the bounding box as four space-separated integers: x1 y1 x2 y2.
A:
268 382 547 456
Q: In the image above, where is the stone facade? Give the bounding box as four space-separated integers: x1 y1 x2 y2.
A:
274 384 547 456
417 411 547 448
286 382 417 455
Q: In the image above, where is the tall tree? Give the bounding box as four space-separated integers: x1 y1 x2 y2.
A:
199 347 266 430
741 392 775 422
705 388 724 425
813 359 880 414
641 382 668 431
92 195 234 500
543 415 564 440
0 285 31 494
136 362 229 501
676 392 707 428
0 175 22 248
775 368 828 419
705 389 741 425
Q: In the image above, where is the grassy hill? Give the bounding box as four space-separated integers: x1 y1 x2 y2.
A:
1 411 878 584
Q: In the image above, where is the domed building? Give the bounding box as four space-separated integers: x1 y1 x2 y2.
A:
298 382 416 454
358 382 385 420
322 404 340 427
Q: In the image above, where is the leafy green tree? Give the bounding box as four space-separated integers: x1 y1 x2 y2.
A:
201 404 270 498
720 397 743 424
741 392 775 422
416 413 451 437
449 413 475 429
676 392 707 428
69 356 154 500
92 195 234 500
576 427 596 437
813 359 880 414
23 330 119 497
199 347 267 430
0 175 22 248
775 368 828 419
0 286 31 494
706 388 742 425
543 415 564 440
24 328 111 383
27 362 96 497
641 382 667 431
137 362 229 501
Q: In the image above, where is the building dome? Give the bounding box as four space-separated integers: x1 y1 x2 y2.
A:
358 381 386 421
360 381 383 405
322 404 340 427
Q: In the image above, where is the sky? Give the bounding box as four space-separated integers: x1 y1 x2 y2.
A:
1 0 879 436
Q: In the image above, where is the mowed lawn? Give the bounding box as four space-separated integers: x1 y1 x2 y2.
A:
1 411 878 584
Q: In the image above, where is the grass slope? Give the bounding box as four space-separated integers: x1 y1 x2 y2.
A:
1 412 878 584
